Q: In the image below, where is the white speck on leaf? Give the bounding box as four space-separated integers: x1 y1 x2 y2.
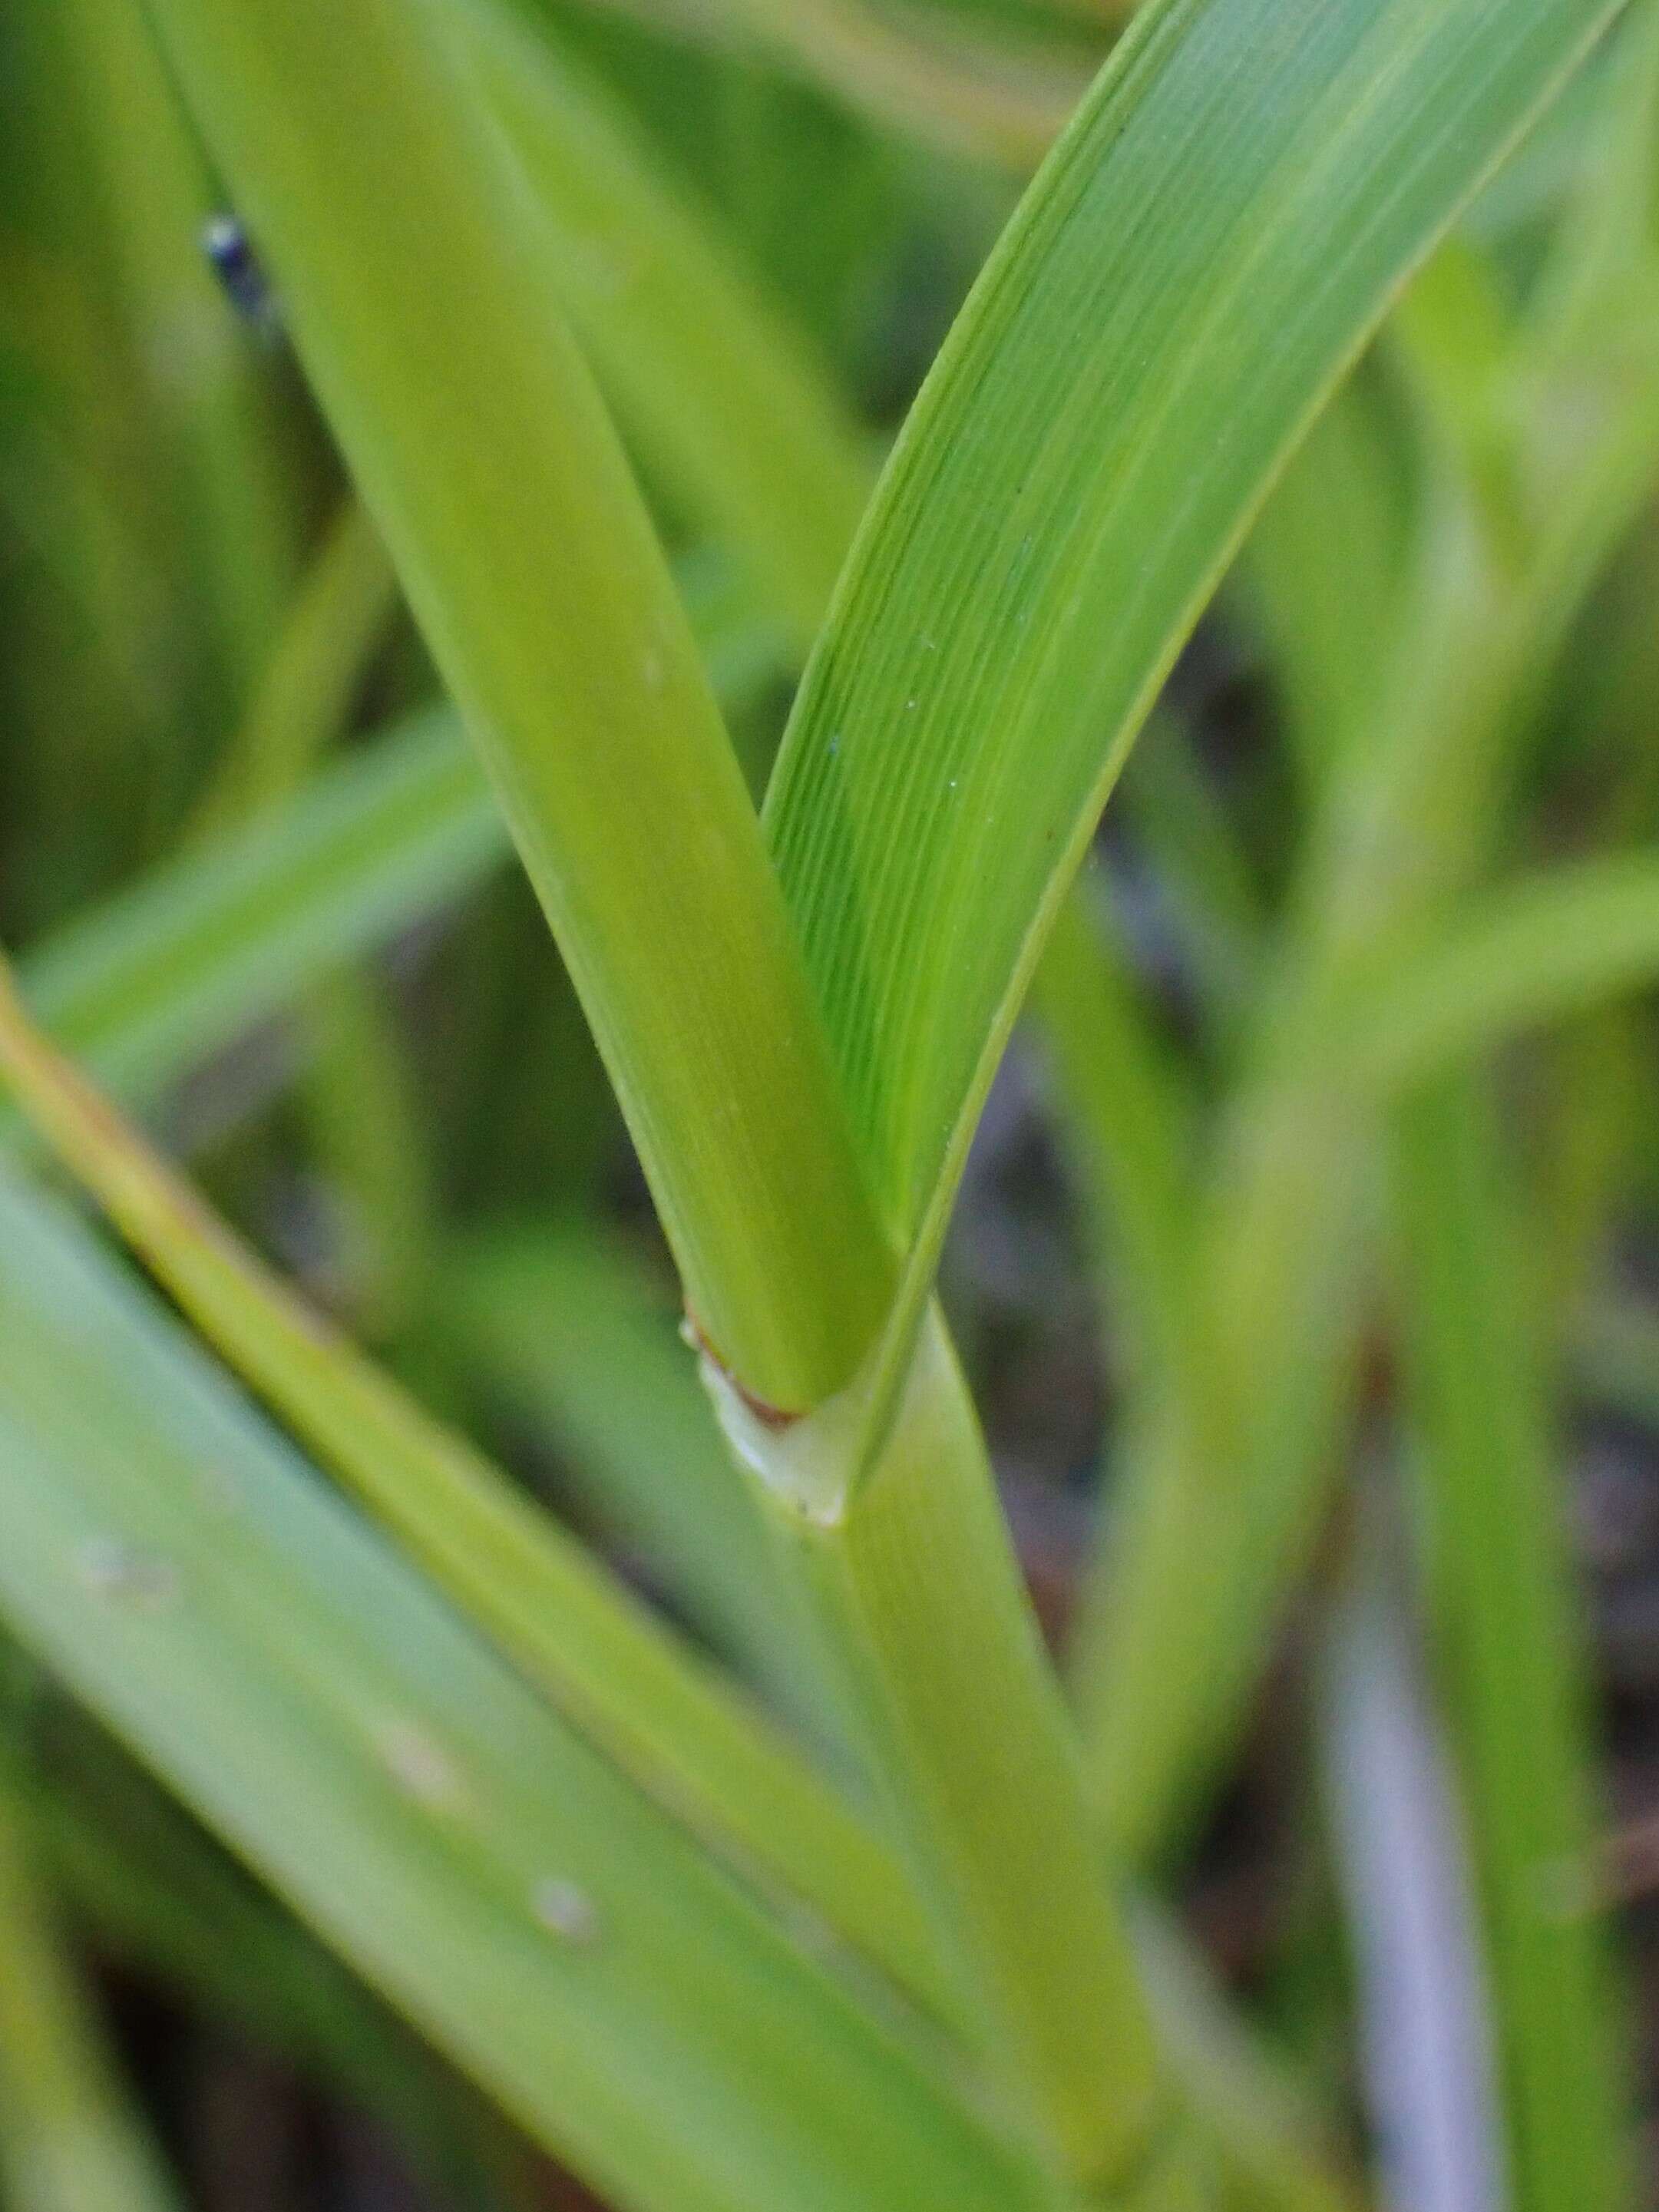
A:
78 1542 180 1612
533 1879 602 1946
378 1721 461 1810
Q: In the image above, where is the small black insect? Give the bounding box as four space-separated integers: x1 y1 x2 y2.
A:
200 213 275 327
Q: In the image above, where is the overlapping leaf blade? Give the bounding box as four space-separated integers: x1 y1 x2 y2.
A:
0 1166 1042 2212
1311 852 1659 1091
144 0 894 1414
0 958 960 2016
11 554 774 1142
13 707 497 1116
443 1221 836 1725
765 0 1625 1347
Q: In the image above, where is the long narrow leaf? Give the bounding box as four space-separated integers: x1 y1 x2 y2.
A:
1307 851 1659 1094
138 0 1175 2166
1393 1075 1634 2211
0 1166 1045 2212
0 961 955 2025
14 708 499 1118
10 564 774 1139
31 1746 524 2210
1075 471 1505 1863
765 0 1624 1380
1076 226 1659 1860
692 0 1089 167
461 0 872 652
144 0 894 1414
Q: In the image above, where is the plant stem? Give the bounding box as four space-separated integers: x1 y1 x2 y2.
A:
137 0 1169 2177
704 1310 1168 2185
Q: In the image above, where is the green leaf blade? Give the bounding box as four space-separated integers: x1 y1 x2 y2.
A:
0 1168 1044 2212
765 0 1624 1292
1314 852 1659 1094
15 707 499 1116
461 0 874 653
1393 1076 1637 2212
142 0 894 1411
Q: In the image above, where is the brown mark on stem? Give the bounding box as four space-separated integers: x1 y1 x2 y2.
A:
681 1309 801 1431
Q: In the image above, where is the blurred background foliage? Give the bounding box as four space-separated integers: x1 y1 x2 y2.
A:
3 0 1659 2206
